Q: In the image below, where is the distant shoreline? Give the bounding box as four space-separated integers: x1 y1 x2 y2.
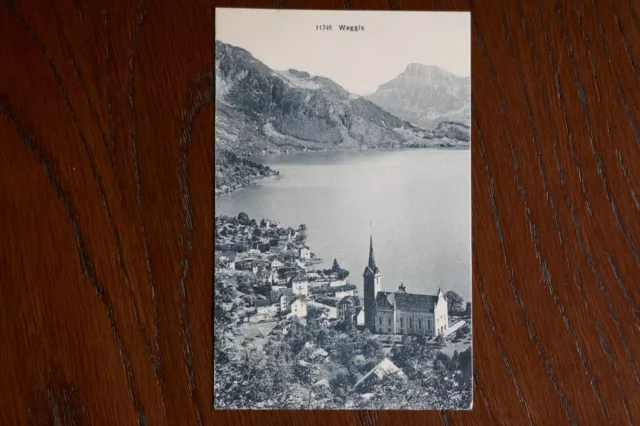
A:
215 144 470 196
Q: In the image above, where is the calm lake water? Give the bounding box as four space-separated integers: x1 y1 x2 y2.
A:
215 149 471 301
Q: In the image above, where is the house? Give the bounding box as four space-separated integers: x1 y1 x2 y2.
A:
333 284 358 299
254 259 269 273
337 296 361 322
329 279 347 288
234 258 256 272
465 302 472 318
295 259 307 271
255 299 278 316
308 299 338 319
288 297 308 318
217 251 236 270
354 358 405 393
270 257 285 271
356 307 365 326
374 284 448 337
270 289 294 312
269 323 286 336
298 246 311 260
291 273 310 296
308 280 330 289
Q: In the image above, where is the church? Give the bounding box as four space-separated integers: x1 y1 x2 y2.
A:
363 236 449 337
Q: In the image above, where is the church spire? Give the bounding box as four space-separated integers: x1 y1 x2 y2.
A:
368 234 376 270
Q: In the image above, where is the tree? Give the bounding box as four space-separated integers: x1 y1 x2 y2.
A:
445 291 464 315
299 223 307 231
332 258 341 273
237 212 250 225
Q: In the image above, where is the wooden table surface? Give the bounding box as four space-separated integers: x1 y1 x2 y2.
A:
2 0 640 424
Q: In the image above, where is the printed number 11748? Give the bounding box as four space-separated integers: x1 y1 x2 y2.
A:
316 25 332 30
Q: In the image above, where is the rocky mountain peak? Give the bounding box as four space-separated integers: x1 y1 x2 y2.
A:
366 62 470 130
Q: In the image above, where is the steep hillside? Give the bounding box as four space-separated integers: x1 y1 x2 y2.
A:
215 150 278 194
215 41 466 156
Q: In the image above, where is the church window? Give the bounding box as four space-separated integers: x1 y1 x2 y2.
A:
409 318 413 329
388 327 391 333
388 317 391 325
428 319 431 330
418 319 422 330
379 317 382 325
399 318 403 328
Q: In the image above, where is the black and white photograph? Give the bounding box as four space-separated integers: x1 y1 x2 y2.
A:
214 9 471 410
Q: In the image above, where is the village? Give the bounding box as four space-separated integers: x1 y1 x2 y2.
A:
215 213 360 324
214 213 472 408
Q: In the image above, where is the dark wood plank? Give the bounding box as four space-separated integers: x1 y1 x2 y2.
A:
2 0 640 424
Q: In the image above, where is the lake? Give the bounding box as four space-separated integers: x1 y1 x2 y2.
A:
215 148 471 302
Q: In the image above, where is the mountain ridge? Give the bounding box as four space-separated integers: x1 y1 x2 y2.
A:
215 41 469 156
367 62 470 130
215 41 470 193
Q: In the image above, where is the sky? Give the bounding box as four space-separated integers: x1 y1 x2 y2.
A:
216 9 470 96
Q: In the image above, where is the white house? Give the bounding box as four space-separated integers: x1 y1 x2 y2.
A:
218 252 236 270
298 247 311 260
434 289 449 335
255 299 278 316
270 289 294 313
289 297 308 318
270 257 285 271
291 274 310 296
329 279 346 288
356 307 365 326
334 284 358 299
295 259 307 271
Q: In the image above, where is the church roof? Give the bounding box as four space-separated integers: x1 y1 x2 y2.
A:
394 293 438 312
375 291 439 313
362 265 380 277
368 235 376 269
375 292 394 310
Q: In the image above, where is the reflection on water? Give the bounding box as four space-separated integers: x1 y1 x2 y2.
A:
216 148 471 301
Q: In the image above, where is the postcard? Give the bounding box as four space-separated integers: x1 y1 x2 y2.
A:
214 8 471 410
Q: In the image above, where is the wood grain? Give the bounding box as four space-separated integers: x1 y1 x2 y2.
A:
1 0 640 424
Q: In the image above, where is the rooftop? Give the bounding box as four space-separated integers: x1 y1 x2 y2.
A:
375 291 439 313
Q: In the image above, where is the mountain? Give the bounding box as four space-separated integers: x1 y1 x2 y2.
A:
366 64 470 131
215 41 469 157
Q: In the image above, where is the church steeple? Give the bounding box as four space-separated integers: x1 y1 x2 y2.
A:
368 235 376 270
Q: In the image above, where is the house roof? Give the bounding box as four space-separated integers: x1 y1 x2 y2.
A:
270 288 293 304
354 358 404 390
332 284 357 293
219 251 236 260
338 295 361 308
375 291 438 313
291 272 308 283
